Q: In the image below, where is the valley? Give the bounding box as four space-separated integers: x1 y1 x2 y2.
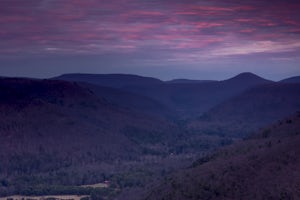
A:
144 112 300 200
0 73 299 200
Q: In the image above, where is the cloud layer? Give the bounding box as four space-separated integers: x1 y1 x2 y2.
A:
0 0 300 79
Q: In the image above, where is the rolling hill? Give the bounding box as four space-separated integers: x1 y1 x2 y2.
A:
0 77 177 195
125 72 273 118
189 83 300 137
165 79 215 84
144 112 300 200
280 75 300 83
54 73 163 88
78 82 173 118
56 72 273 119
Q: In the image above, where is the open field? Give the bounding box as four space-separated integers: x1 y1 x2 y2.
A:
80 182 109 188
0 195 89 200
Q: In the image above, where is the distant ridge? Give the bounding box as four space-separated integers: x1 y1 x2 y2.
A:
54 73 163 88
79 82 172 117
189 82 300 137
54 72 276 118
222 72 273 85
166 79 215 84
280 76 300 83
165 72 276 84
55 72 274 88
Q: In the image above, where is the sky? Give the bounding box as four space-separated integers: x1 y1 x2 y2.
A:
0 0 300 80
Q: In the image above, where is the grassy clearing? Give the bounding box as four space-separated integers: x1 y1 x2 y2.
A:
0 195 89 200
80 182 109 188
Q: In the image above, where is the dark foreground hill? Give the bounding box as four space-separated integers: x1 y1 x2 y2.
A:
144 112 300 200
189 83 300 137
0 78 177 195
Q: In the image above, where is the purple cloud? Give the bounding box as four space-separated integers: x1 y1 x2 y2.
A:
0 0 299 79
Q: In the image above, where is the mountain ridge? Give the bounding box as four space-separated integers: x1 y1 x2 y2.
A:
55 72 276 119
53 73 163 88
189 82 300 137
280 75 300 83
221 72 272 85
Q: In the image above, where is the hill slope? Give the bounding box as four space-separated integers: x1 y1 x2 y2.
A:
165 79 215 84
0 78 176 195
189 83 300 137
78 82 173 118
280 75 300 83
144 112 300 200
125 72 273 118
221 72 271 86
54 73 163 88
57 72 273 119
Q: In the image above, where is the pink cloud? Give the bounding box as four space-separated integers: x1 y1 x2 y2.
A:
207 40 300 57
284 20 300 26
0 16 34 23
239 29 256 33
235 18 254 23
194 22 224 29
0 0 299 62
